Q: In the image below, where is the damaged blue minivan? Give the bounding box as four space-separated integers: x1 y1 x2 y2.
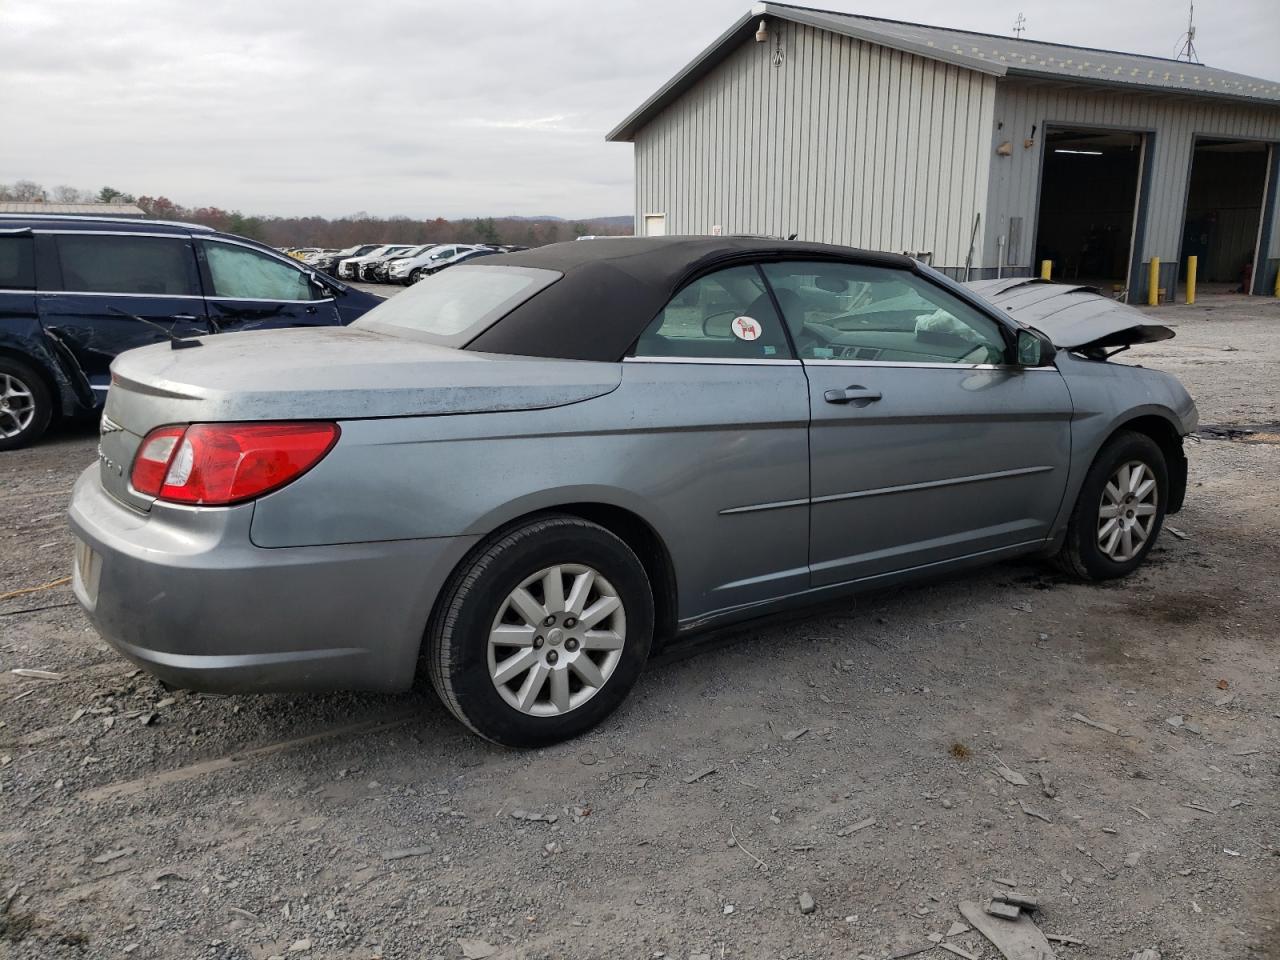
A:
0 215 383 449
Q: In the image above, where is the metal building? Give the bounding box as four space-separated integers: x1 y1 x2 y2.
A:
608 2 1280 300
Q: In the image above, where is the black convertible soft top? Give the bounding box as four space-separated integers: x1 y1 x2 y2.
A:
465 237 913 362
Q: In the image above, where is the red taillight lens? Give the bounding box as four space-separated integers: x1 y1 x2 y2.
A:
130 422 339 506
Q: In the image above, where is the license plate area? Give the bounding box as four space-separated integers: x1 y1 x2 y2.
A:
74 538 101 605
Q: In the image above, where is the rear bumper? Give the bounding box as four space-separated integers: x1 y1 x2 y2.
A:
67 466 477 693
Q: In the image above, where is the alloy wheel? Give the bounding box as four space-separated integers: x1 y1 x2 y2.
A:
1097 459 1158 562
487 564 626 717
0 373 36 439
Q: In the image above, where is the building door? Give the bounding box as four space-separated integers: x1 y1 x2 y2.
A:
1179 138 1271 293
643 214 666 237
1033 128 1145 297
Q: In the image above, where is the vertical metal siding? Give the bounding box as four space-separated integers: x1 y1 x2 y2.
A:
983 79 1280 276
632 24 996 269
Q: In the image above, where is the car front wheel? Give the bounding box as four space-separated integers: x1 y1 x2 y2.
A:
1054 430 1168 580
0 357 53 451
426 515 654 746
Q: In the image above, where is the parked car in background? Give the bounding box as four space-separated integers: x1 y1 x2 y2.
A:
387 244 475 284
313 244 381 275
0 214 382 449
69 237 1194 746
364 243 439 282
337 244 413 280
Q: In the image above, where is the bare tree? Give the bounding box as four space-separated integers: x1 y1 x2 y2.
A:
51 185 88 203
5 180 46 201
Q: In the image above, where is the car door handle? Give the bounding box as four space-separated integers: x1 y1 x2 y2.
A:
169 313 198 321
823 385 883 406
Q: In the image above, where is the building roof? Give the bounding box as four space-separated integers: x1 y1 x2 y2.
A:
0 201 147 217
608 2 1280 141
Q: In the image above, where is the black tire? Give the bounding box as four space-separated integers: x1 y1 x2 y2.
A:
427 515 654 747
1054 430 1168 581
0 356 53 451
410 268 425 284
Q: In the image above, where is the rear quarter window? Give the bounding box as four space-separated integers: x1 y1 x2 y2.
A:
0 235 35 290
354 265 560 347
54 234 199 296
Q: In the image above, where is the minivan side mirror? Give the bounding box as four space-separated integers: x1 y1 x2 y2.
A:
1016 327 1056 367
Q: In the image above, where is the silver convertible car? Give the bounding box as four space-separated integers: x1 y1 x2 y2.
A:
69 238 1196 746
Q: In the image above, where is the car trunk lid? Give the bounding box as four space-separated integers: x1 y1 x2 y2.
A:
100 326 621 512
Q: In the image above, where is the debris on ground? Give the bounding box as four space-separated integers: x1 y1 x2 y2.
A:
682 766 716 784
90 847 135 864
837 817 876 836
798 891 816 915
383 846 432 861
1165 525 1191 540
10 668 62 680
938 943 979 960
0 576 71 602
458 938 497 959
994 891 1039 912
1070 712 1122 735
510 809 558 823
960 899 1058 960
986 899 1021 920
1018 799 1051 823
993 754 1029 786
946 921 970 937
1130 951 1161 960
782 727 809 741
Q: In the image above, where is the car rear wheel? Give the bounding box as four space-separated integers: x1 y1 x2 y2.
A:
426 515 654 746
0 357 53 451
1054 430 1167 581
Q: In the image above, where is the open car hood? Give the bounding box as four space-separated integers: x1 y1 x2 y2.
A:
964 278 1174 352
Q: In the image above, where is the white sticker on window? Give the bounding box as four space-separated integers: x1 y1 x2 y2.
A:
731 316 762 341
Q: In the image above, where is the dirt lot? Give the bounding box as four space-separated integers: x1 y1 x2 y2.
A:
2 294 1278 960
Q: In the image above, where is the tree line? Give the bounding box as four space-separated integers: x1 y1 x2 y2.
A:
0 181 633 248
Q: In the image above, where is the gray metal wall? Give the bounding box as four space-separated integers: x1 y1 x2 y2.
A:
984 79 1280 294
632 23 997 271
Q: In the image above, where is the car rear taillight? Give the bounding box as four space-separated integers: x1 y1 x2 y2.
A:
129 422 339 506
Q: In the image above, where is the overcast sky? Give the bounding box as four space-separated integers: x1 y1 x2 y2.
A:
1 0 1274 219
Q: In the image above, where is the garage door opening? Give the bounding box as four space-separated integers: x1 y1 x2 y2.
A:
1034 128 1144 296
1180 139 1270 293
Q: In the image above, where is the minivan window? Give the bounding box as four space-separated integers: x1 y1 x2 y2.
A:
55 235 199 296
354 265 560 346
0 235 35 290
204 241 318 301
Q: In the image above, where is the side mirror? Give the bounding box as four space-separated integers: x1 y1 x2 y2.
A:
1016 327 1056 366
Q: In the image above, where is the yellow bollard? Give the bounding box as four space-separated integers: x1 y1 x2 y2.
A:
1275 263 1280 298
1186 255 1197 305
1040 259 1052 280
1148 257 1160 306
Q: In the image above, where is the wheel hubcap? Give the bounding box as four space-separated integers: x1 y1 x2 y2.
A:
487 563 627 717
0 373 36 439
1097 459 1158 562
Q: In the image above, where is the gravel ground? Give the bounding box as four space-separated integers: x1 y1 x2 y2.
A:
1 293 1278 960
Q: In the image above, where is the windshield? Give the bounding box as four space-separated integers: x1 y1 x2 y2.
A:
353 264 560 347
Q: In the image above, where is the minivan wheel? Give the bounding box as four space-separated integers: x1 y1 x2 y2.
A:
427 515 654 747
0 357 52 451
1054 430 1168 581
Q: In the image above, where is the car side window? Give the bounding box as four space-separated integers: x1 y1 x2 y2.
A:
203 241 319 301
0 235 35 290
761 262 1009 365
633 265 793 360
54 235 199 296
